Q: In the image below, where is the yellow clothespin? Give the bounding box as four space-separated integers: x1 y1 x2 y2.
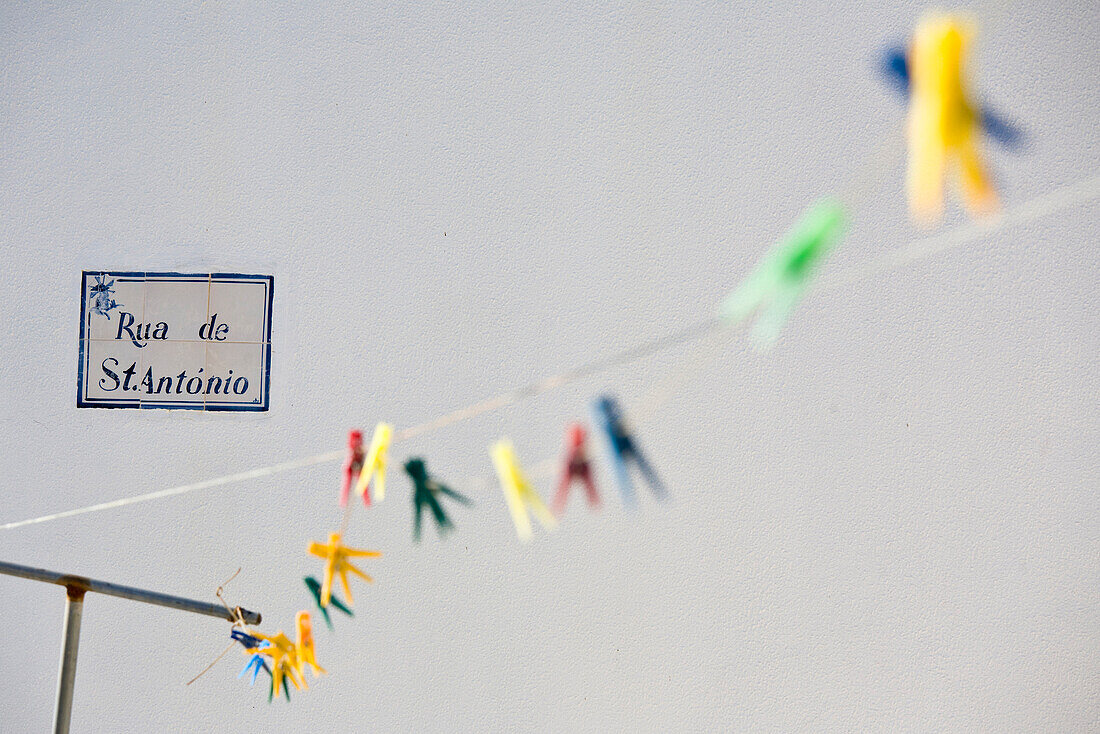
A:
294 611 326 681
491 439 557 542
354 422 393 505
307 532 381 607
249 630 303 697
907 12 998 223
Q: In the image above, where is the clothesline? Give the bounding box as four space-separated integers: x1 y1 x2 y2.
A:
3 172 1097 533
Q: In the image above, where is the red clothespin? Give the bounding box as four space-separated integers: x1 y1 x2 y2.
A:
339 429 364 508
552 424 600 516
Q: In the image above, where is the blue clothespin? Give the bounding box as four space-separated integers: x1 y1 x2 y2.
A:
882 46 911 94
238 650 268 686
879 45 1023 148
231 630 272 685
230 629 265 651
231 630 290 702
592 395 666 508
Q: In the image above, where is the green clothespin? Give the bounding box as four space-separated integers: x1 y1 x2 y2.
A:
406 458 472 542
263 666 290 703
304 576 353 630
719 198 846 347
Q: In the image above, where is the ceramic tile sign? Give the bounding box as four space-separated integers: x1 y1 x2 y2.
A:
77 272 273 411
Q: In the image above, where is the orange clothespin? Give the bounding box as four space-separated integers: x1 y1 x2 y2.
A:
907 12 998 223
294 611 326 682
353 423 393 506
307 532 381 607
491 439 557 542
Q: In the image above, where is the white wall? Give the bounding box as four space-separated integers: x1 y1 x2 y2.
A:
1 2 1097 731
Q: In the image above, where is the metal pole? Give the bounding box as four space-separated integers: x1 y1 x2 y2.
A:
0 560 262 731
52 586 85 734
0 560 260 624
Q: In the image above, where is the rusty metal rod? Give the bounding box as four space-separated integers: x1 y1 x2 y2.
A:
52 588 84 734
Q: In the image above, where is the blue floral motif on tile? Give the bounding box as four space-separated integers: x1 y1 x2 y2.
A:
88 274 121 319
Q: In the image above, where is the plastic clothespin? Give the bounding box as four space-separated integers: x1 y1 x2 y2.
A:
339 429 365 508
592 395 665 508
232 630 272 685
234 631 286 703
307 532 381 608
304 576 353 630
354 423 394 506
248 630 303 699
294 611 326 682
238 651 267 686
907 13 999 224
880 46 1022 148
490 439 557 542
881 46 911 95
552 424 600 516
405 457 472 542
718 197 846 347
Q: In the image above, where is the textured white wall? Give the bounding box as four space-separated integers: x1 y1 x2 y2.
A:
1 2 1097 731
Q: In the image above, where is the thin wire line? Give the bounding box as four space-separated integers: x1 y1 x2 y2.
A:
636 172 1100 422
2 173 1097 532
392 317 721 443
0 452 343 530
187 567 248 686
820 173 1100 291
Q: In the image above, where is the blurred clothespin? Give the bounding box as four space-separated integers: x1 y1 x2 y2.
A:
304 576 353 630
880 46 1022 148
249 630 302 699
907 13 999 223
406 458 472 542
718 198 846 346
491 439 557 542
354 423 394 506
307 532 381 607
552 424 599 516
592 396 665 508
232 630 272 686
339 429 365 508
294 611 326 682
881 46 911 95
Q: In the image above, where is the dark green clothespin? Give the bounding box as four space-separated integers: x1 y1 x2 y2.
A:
304 576 353 630
406 458 472 542
268 671 290 703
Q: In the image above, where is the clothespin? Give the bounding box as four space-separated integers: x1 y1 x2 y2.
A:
294 611 327 682
304 576 353 630
907 13 999 223
339 429 365 508
238 650 268 686
248 630 303 699
238 644 286 703
232 630 272 685
231 630 270 680
490 439 556 542
552 424 600 516
592 395 665 508
718 197 846 346
354 423 394 506
880 46 1022 148
271 677 289 702
307 532 381 607
405 457 472 542
882 46 911 95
